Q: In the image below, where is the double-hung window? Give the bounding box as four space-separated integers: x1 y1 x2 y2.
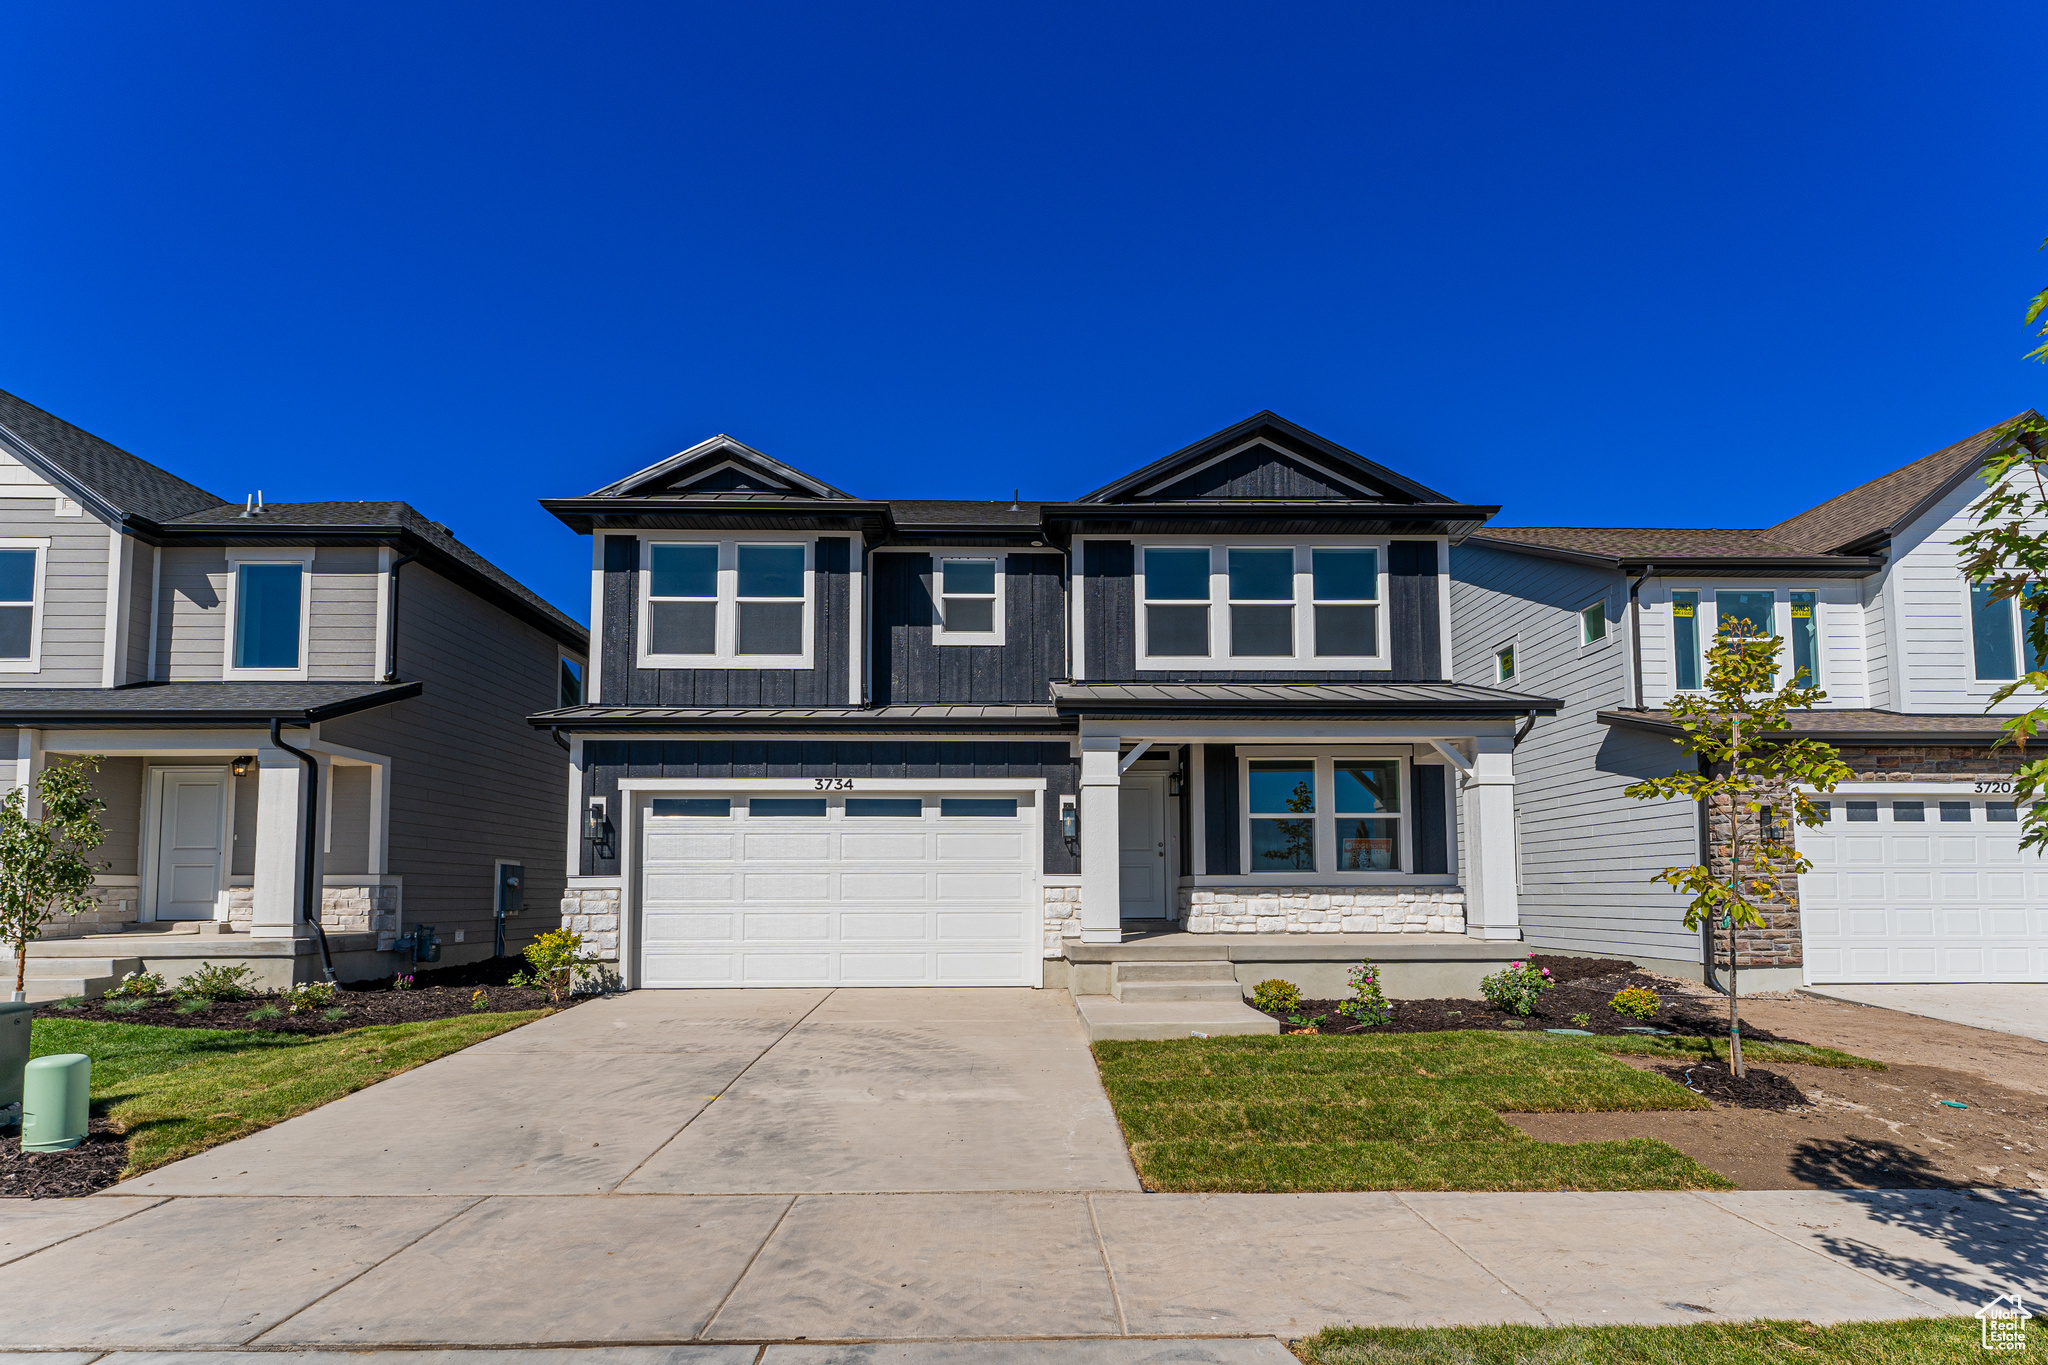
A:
1970 582 2048 682
1248 759 1317 870
934 556 1002 644
1671 590 1701 690
641 539 811 667
1494 642 1515 684
1717 590 1777 686
0 542 43 669
1334 759 1401 871
1788 590 1819 686
1137 543 1387 667
225 549 311 678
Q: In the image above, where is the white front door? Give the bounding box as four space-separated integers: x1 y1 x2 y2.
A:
1800 793 2048 982
1119 773 1169 919
152 768 228 921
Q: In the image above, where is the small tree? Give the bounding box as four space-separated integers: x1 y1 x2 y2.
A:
1624 625 1850 1076
0 757 108 999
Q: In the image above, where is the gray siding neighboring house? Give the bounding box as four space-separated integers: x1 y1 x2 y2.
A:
0 385 588 992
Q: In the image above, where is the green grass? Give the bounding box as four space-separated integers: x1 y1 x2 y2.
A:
31 1011 543 1176
1294 1317 2045 1363
1584 1034 1885 1070
1093 1031 1732 1193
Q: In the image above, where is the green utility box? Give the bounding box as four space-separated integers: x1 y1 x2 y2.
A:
0 1000 30 1119
23 1053 89 1152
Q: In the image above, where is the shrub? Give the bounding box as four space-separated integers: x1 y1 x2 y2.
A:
1570 1012 1592 1028
1250 978 1302 1013
175 962 255 1002
1335 959 1393 1026
1609 986 1661 1021
1480 960 1553 1017
105 968 166 999
517 928 594 1005
470 988 489 1011
278 980 339 1015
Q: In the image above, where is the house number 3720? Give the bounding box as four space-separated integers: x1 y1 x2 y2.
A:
813 778 854 790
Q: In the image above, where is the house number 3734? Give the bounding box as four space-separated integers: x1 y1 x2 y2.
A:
813 778 854 790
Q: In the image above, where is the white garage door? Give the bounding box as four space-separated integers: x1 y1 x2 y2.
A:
1800 794 2048 983
636 789 1040 987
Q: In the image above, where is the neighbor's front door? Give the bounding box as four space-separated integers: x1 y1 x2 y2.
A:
152 768 229 921
1119 773 1169 919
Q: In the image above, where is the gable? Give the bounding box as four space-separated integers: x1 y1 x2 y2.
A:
1141 441 1376 501
661 459 797 495
592 435 855 500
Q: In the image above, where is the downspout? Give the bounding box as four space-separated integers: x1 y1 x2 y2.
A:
1696 750 1727 995
269 719 336 982
1512 710 1538 747
550 726 572 753
382 548 422 683
1628 564 1656 711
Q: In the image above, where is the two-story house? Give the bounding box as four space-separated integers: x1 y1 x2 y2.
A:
1450 415 2048 990
0 388 587 996
535 413 1557 1007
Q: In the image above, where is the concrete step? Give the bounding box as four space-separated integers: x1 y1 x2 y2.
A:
23 956 139 979
23 975 121 1003
1073 995 1279 1043
1112 979 1246 1004
1112 960 1236 983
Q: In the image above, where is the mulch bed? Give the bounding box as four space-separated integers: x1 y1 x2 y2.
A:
1254 954 1800 1043
0 1117 128 1199
1654 1057 1809 1111
31 955 592 1035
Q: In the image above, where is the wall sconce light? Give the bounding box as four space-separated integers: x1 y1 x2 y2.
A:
1168 772 1183 797
231 755 253 778
1059 795 1078 846
585 796 609 842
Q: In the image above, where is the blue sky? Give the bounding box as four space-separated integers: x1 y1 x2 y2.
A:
2 2 2043 623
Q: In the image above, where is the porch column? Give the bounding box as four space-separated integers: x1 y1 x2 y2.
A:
14 729 42 818
1078 735 1123 943
250 747 321 938
1462 736 1521 941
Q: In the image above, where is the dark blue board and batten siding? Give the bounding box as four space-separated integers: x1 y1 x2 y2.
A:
599 534 851 706
1144 447 1373 501
579 740 1078 878
1081 538 1442 682
1198 741 1451 876
870 552 1067 705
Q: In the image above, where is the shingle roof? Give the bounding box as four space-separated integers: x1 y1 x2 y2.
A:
161 501 584 648
886 501 1045 526
1764 414 2030 553
1470 527 1822 560
0 388 226 523
0 681 421 726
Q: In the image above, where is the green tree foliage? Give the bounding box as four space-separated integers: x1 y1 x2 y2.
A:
1624 627 1850 1076
0 757 108 997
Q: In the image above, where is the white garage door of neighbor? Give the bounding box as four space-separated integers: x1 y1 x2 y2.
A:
1800 794 2048 983
637 790 1040 987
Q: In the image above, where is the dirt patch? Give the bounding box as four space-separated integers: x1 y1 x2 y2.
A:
1258 954 1800 1042
0 1118 128 1199
1739 995 2048 1097
33 956 593 1035
1510 1058 2048 1190
1655 1058 1808 1111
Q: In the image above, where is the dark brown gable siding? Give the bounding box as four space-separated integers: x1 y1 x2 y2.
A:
1145 445 1370 501
599 534 850 707
1083 538 1439 682
871 552 1066 705
580 739 1078 877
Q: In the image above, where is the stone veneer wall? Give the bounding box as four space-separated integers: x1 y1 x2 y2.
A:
1181 887 1466 934
1043 884 1081 955
561 885 623 959
1707 743 2028 972
35 882 399 940
36 885 140 939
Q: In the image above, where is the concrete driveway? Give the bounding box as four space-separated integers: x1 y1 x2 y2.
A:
1801 983 2048 1043
113 987 1141 1197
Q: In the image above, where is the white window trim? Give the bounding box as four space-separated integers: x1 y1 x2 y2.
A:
1579 598 1611 649
1964 577 2046 686
1787 587 1820 687
637 535 815 671
1670 586 1704 691
559 655 585 707
932 553 1005 646
1135 537 1391 671
1493 636 1518 686
1236 747 1414 882
0 538 49 674
222 546 314 682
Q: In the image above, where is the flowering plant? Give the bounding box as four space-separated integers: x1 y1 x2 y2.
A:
392 974 414 992
1336 959 1393 1026
1480 960 1553 1017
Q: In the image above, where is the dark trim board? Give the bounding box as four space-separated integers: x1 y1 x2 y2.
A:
578 738 1078 877
599 533 851 707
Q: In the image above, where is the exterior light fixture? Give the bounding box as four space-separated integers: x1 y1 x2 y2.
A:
585 796 609 841
231 755 253 778
1168 772 1183 797
1059 795 1078 845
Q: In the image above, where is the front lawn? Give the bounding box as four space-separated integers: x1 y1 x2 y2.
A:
26 1011 542 1181
1094 1031 1732 1193
1293 1317 2044 1363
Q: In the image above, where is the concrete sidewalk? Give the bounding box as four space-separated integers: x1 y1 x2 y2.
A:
0 1187 2036 1351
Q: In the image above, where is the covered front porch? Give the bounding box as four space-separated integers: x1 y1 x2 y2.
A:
1052 682 1560 948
